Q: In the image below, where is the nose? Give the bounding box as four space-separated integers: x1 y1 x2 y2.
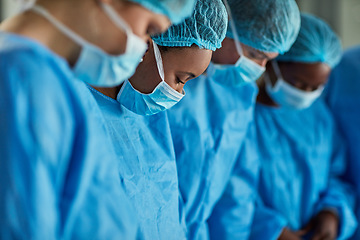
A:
259 59 268 68
176 86 184 94
252 59 268 67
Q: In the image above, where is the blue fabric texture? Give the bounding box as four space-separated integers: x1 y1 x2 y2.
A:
325 46 360 240
129 0 196 24
167 68 259 239
226 0 300 54
0 32 139 239
250 100 357 240
249 198 288 240
207 122 260 240
152 0 228 51
277 13 342 68
89 87 186 240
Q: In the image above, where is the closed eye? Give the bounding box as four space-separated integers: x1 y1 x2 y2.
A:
176 77 185 84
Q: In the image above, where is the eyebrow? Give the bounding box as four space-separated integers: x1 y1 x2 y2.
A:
256 50 272 60
248 46 272 60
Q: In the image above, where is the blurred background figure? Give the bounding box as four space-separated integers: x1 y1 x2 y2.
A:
251 13 357 240
325 45 360 240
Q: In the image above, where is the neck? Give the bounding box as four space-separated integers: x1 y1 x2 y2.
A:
256 77 278 107
0 1 103 66
94 86 122 100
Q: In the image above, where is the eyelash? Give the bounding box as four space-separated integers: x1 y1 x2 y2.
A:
176 77 185 84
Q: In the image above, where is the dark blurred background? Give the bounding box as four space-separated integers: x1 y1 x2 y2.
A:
1 0 359 49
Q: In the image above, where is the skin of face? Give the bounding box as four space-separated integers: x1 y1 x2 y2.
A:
102 0 171 54
211 37 279 67
128 42 212 94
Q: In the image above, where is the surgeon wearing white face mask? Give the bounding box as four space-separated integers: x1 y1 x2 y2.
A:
250 14 357 240
258 59 329 110
209 0 282 86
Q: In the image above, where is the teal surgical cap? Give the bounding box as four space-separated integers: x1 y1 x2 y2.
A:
276 13 342 68
151 0 228 51
129 0 196 24
226 0 300 54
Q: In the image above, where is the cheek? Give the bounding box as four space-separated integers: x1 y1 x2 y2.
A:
122 10 150 40
130 21 149 41
164 75 183 93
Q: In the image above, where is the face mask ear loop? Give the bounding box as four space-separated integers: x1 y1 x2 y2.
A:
100 3 131 34
100 2 135 53
271 60 285 80
31 5 88 47
222 0 244 58
152 40 165 82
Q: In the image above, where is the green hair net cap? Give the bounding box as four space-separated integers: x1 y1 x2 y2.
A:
226 0 301 54
151 0 228 51
276 13 342 68
129 0 196 24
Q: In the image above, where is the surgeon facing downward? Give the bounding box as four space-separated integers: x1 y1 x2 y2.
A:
90 0 228 238
251 14 357 240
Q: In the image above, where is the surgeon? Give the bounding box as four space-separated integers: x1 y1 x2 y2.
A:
165 0 301 238
249 13 357 240
89 0 227 238
325 46 360 240
0 0 195 239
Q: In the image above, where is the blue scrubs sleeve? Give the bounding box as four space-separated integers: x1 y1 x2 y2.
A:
249 197 288 240
314 127 357 240
0 50 75 239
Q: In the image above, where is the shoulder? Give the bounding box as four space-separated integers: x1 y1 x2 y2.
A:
0 32 72 85
0 32 86 128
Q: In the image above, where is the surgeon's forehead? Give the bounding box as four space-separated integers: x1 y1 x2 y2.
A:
281 62 331 85
245 44 277 59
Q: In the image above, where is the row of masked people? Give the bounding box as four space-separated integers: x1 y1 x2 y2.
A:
1 0 360 239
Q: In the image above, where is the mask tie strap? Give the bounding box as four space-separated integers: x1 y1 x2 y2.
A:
152 40 165 81
31 5 88 47
222 0 244 57
270 60 285 80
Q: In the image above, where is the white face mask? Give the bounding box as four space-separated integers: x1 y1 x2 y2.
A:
265 61 324 109
31 3 147 87
117 41 185 116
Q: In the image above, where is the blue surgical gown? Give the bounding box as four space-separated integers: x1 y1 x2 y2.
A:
207 121 260 240
249 100 357 240
88 86 186 240
0 32 139 239
325 46 360 240
166 63 259 239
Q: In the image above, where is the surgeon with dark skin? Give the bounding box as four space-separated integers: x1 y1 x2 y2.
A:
250 14 357 240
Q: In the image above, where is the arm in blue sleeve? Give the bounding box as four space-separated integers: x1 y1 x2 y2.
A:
314 123 358 240
207 122 260 240
249 196 288 240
